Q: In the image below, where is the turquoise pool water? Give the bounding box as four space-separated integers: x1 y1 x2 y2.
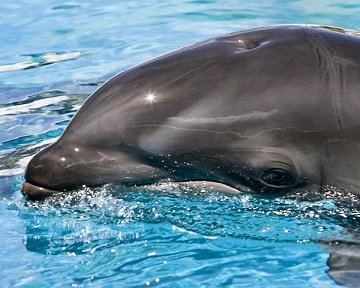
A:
1 0 360 287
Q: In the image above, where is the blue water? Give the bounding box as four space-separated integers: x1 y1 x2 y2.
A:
1 0 360 287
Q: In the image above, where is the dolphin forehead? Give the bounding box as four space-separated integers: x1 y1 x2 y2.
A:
61 25 360 149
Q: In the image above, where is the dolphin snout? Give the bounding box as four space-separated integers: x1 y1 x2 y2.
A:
22 141 77 199
22 144 62 199
22 139 174 200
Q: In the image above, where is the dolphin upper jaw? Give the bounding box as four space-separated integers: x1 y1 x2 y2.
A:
22 140 176 199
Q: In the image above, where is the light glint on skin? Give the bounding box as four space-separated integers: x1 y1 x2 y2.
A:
61 157 66 162
74 147 79 152
145 92 156 104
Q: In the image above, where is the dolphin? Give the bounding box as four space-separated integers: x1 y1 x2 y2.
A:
319 238 360 288
22 25 360 200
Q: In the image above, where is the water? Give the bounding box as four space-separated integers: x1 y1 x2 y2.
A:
1 0 360 287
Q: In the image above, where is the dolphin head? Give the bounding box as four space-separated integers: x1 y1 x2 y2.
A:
21 25 360 199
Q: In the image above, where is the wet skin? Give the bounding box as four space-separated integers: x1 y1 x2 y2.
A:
22 25 360 200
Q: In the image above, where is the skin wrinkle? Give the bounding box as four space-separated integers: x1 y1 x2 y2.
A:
306 28 345 131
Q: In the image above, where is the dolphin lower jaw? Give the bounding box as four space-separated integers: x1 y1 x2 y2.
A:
174 181 242 194
21 179 243 201
21 181 62 200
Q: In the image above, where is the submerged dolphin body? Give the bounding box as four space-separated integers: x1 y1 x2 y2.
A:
321 238 360 287
22 25 360 198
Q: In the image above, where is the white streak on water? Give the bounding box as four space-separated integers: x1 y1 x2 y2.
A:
0 52 83 72
0 96 69 116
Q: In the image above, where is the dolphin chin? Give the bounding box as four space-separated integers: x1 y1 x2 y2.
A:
21 181 62 200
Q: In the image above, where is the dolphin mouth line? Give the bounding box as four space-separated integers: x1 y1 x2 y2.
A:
21 181 61 200
21 180 242 200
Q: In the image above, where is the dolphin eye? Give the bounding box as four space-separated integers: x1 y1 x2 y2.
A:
260 168 294 187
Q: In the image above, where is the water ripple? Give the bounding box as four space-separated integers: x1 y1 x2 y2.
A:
0 51 84 72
